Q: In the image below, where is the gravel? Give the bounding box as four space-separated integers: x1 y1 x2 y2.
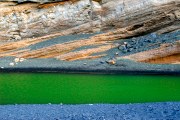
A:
117 30 180 56
0 31 179 74
0 102 180 120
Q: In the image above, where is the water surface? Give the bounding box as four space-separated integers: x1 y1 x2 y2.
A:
0 73 180 104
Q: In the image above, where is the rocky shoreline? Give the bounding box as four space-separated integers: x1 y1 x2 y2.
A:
0 30 179 74
0 0 179 73
0 102 180 119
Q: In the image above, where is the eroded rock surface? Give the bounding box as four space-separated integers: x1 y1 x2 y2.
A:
0 0 179 71
0 0 179 41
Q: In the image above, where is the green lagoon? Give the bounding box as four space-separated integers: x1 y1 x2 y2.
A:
0 73 180 105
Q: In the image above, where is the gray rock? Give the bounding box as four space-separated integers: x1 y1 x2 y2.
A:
118 45 126 51
118 44 129 53
128 48 133 52
100 61 105 64
150 33 157 38
122 49 128 53
126 43 132 48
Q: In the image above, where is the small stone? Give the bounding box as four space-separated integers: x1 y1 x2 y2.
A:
124 42 128 45
132 37 136 40
122 49 128 53
106 60 116 65
151 33 157 38
126 43 131 48
132 39 136 42
1 67 4 69
140 43 144 46
162 39 166 42
174 11 180 19
130 40 136 44
147 39 152 43
14 58 20 63
134 46 138 49
13 35 21 40
19 58 25 62
118 45 126 50
100 61 104 64
115 52 119 55
83 63 87 65
9 62 14 66
128 48 133 52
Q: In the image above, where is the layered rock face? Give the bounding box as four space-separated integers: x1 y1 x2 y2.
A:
0 0 179 66
0 0 179 41
0 0 64 3
0 0 99 41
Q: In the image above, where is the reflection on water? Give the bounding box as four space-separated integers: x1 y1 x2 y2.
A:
0 73 180 105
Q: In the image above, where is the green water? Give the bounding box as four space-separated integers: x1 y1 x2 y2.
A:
0 73 180 105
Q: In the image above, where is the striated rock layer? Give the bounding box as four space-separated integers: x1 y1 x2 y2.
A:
0 0 179 69
0 0 179 41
